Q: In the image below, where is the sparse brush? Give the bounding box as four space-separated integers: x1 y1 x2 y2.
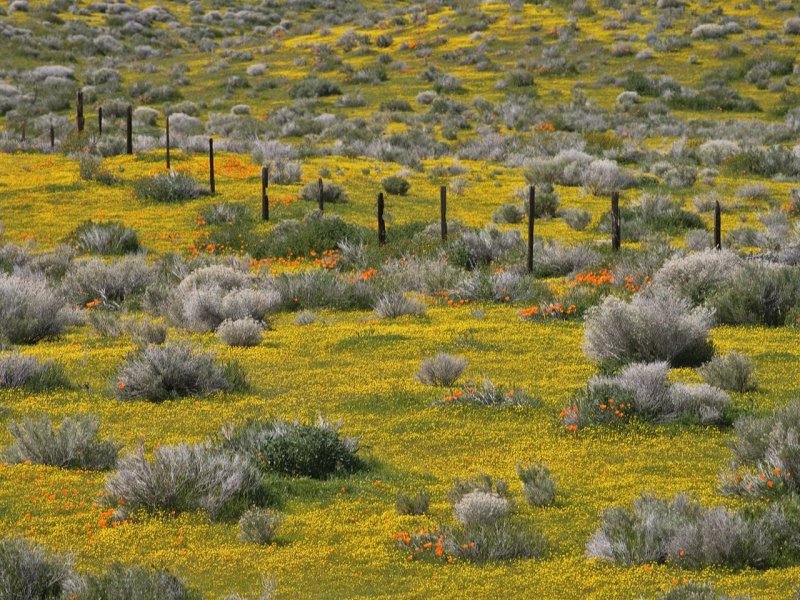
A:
125 318 167 347
0 353 69 391
0 537 77 600
216 318 263 347
415 353 467 386
75 563 200 600
516 463 556 507
561 208 591 231
4 414 119 470
202 203 251 225
238 508 283 545
67 221 140 255
299 181 348 204
374 293 426 319
698 352 757 392
294 310 317 326
78 153 118 185
449 474 508 504
438 378 534 407
396 489 430 516
492 203 525 224
454 490 510 527
133 171 202 203
0 273 68 344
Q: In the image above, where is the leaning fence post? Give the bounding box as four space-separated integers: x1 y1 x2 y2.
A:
318 177 324 212
209 138 215 194
165 114 171 170
378 192 386 245
49 123 55 150
611 191 621 252
527 185 535 273
714 200 722 250
98 106 103 137
76 90 84 133
261 166 269 221
126 105 133 154
440 185 447 241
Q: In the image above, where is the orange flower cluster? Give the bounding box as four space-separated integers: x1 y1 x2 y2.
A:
573 269 613 287
597 397 629 419
358 268 378 281
85 298 102 309
442 389 464 403
537 122 555 132
520 303 576 320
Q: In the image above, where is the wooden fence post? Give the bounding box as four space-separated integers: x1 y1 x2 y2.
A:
527 185 535 273
49 123 55 151
98 106 102 137
261 166 269 221
611 191 621 252
714 200 722 250
318 177 324 212
76 90 84 133
208 138 215 194
165 114 171 170
126 105 133 154
378 191 386 245
440 185 447 241
20 123 25 143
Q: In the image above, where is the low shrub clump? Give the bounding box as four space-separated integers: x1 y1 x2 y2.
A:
253 210 365 257
374 293 427 319
299 181 348 204
583 293 714 368
238 507 283 545
0 353 69 391
516 463 556 507
0 536 77 600
67 221 140 255
698 352 758 392
438 378 534 407
587 492 795 569
562 362 730 430
114 344 246 402
396 489 430 516
104 443 269 521
0 273 69 344
77 563 200 600
381 175 410 196
415 353 467 386
4 414 120 470
707 263 800 326
133 171 203 203
221 418 362 479
216 318 264 347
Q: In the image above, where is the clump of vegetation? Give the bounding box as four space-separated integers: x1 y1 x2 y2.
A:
698 352 757 392
374 293 427 319
516 463 556 507
0 353 69 391
238 507 283 545
381 175 410 196
299 181 348 204
133 171 203 202
4 414 119 470
114 344 246 402
78 153 118 185
77 563 201 600
202 203 252 225
415 353 467 386
396 489 430 516
0 273 69 344
216 318 264 347
438 378 534 407
221 418 362 479
67 220 140 255
0 537 77 600
289 77 341 98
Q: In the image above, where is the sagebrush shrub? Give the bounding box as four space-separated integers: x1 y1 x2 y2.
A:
76 563 199 600
216 318 263 347
4 414 119 470
202 203 251 225
381 175 410 196
78 153 118 185
63 256 154 308
0 537 76 600
0 273 68 344
491 203 525 224
583 293 714 368
0 353 69 391
454 490 510 527
299 181 348 204
651 250 743 306
67 221 139 255
374 293 426 319
105 443 267 521
415 353 467 386
133 171 202 202
238 507 283 545
516 463 556 507
221 417 362 479
396 489 430 516
114 344 245 402
657 582 742 600
698 352 757 392
707 263 800 326
439 378 534 407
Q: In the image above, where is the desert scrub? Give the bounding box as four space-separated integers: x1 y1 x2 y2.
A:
299 181 348 204
374 293 427 319
221 417 362 479
114 343 246 402
201 202 252 225
216 318 264 347
0 537 77 600
0 273 69 344
491 203 525 224
516 463 556 507
4 414 120 470
0 353 69 391
562 362 730 430
381 175 410 196
438 378 535 407
78 153 118 185
697 352 757 392
396 489 430 516
454 490 510 527
583 293 714 368
238 507 283 545
75 563 200 600
66 220 140 255
133 171 203 202
415 353 467 386
62 256 155 308
104 443 268 521
657 582 743 600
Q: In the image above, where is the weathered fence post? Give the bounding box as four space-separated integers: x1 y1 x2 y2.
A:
98 106 102 137
126 105 133 154
208 138 215 194
20 123 25 143
76 91 84 133
318 177 324 212
378 191 386 245
714 200 722 250
611 191 621 252
165 114 171 170
440 185 447 241
527 185 535 273
261 166 269 221
49 124 55 150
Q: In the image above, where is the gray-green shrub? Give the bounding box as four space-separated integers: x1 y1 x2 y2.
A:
0 353 69 391
415 353 467 386
238 508 283 545
698 352 757 392
0 274 68 344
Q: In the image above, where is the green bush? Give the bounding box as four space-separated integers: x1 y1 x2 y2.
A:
0 353 69 391
133 171 203 203
299 181 349 204
238 507 283 545
67 220 140 255
252 210 366 258
289 77 342 98
516 463 556 507
0 537 76 600
396 489 430 515
381 175 410 195
77 563 200 600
